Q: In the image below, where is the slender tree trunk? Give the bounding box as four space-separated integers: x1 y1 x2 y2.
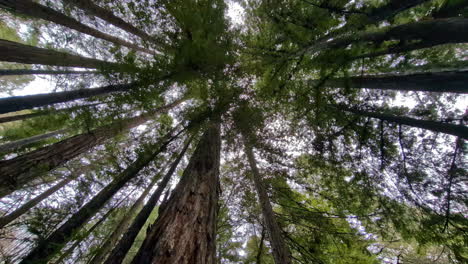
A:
105 138 192 264
0 83 134 114
0 0 156 55
62 0 152 42
19 128 178 264
0 100 182 198
0 69 99 76
0 129 69 153
0 175 77 229
316 70 468 93
339 106 468 139
130 123 221 264
242 138 292 264
0 39 116 68
256 227 266 264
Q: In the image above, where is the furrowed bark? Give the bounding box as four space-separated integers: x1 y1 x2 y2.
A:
0 39 116 68
0 0 156 55
62 0 152 41
0 175 77 229
0 129 69 153
0 100 182 198
0 69 99 76
104 138 192 264
242 137 292 264
339 106 468 140
314 70 468 93
0 83 134 114
130 122 221 264
19 128 178 264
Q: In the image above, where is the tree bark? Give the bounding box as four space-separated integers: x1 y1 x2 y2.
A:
242 138 292 264
0 0 156 55
0 39 116 68
0 69 99 76
0 175 77 229
130 122 221 264
0 129 69 153
339 106 468 140
0 83 134 114
314 70 468 93
62 0 152 42
104 138 192 264
19 128 178 264
0 100 182 198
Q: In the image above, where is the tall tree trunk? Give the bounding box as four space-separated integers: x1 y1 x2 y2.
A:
0 69 99 76
88 164 168 264
339 106 468 139
0 39 117 68
0 100 182 198
0 175 77 229
315 70 468 93
130 122 221 264
19 128 178 264
0 83 134 114
104 137 192 264
0 129 69 153
62 0 152 42
242 137 292 264
0 0 156 55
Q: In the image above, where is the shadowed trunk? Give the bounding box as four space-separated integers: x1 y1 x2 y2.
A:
62 0 152 42
0 175 77 229
339 106 468 139
0 83 134 114
104 138 191 264
0 129 69 153
0 0 156 55
0 69 99 76
0 39 117 68
314 70 468 93
243 137 292 264
0 100 183 198
19 128 179 264
130 122 221 264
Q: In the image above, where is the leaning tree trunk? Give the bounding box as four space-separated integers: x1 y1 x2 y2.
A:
0 174 77 229
62 0 152 42
0 69 98 76
0 100 182 198
0 129 69 153
315 70 468 94
242 137 292 264
0 0 156 55
0 83 134 114
130 122 221 264
19 128 178 264
104 138 192 264
338 106 468 140
0 39 117 68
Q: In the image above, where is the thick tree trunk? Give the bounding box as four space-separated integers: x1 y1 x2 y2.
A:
0 100 182 198
0 175 77 229
0 69 98 76
130 123 221 264
339 106 468 140
315 70 468 93
0 129 69 153
19 129 178 264
0 0 156 55
243 139 292 264
62 0 152 42
0 83 133 114
0 39 116 68
104 138 191 264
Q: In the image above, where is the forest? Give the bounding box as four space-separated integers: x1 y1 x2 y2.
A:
0 0 466 263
